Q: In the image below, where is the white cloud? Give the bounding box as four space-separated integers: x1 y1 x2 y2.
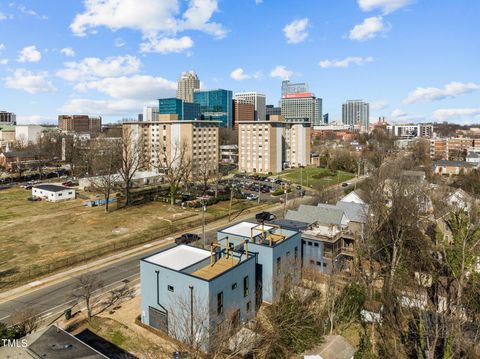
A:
371 101 388 110
390 108 424 123
60 74 177 116
140 36 193 54
114 37 126 47
358 0 413 14
269 65 293 81
349 16 390 41
17 45 42 62
319 56 374 68
70 0 227 52
230 68 261 81
17 4 48 19
255 0 263 4
56 55 141 82
16 115 55 125
404 81 480 104
60 47 76 57
283 18 309 44
74 75 177 100
0 12 7 20
432 108 480 122
59 98 147 116
181 0 227 39
4 69 56 94
0 43 4 51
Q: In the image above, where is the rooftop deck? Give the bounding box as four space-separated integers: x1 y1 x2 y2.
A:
192 257 239 280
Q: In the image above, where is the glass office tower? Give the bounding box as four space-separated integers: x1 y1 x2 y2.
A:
194 89 233 128
159 98 200 121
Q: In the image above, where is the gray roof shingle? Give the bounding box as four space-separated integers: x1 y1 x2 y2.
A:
286 204 345 226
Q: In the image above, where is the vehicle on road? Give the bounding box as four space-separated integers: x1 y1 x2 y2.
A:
175 233 200 245
246 193 259 201
255 211 276 222
342 183 349 187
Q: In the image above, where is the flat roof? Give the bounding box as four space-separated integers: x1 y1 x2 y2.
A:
220 221 273 238
144 245 210 270
33 184 71 192
192 257 239 280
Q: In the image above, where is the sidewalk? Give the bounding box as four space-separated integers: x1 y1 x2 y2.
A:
0 195 315 305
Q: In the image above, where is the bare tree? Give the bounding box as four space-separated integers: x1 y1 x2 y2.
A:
119 126 143 206
71 273 104 322
90 139 122 212
152 140 192 205
12 307 40 334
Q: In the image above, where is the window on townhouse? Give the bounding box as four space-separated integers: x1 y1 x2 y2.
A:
294 246 298 261
308 241 312 246
243 276 249 297
217 292 224 315
168 285 174 292
276 257 281 275
232 282 237 290
314 243 319 247
246 301 251 312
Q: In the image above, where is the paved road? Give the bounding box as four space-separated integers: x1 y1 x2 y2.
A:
0 203 294 327
0 177 359 328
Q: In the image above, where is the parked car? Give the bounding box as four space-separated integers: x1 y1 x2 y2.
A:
246 193 259 201
255 211 276 222
296 185 302 190
175 233 200 245
341 183 349 187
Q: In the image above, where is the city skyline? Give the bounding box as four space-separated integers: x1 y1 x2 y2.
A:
0 0 479 125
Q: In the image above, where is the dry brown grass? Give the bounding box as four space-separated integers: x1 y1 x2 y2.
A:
0 187 259 289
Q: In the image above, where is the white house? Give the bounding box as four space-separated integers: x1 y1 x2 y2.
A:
32 184 75 202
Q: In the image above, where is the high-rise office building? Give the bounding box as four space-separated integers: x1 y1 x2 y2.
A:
176 71 200 103
280 94 323 125
233 99 255 128
234 92 266 121
58 115 102 133
342 100 370 133
266 105 281 115
159 98 200 121
281 80 309 98
323 113 329 124
194 89 233 128
0 111 16 125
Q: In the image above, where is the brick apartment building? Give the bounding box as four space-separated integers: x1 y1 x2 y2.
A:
58 115 102 133
429 137 479 160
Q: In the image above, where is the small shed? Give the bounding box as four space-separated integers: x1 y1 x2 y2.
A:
32 184 75 202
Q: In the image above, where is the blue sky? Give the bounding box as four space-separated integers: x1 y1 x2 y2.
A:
0 0 479 125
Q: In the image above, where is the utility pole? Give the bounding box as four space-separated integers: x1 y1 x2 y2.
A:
228 186 234 222
202 199 206 248
300 165 303 186
283 188 288 218
257 180 261 205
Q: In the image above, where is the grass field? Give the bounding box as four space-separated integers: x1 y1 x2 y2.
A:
277 167 355 190
0 187 259 289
